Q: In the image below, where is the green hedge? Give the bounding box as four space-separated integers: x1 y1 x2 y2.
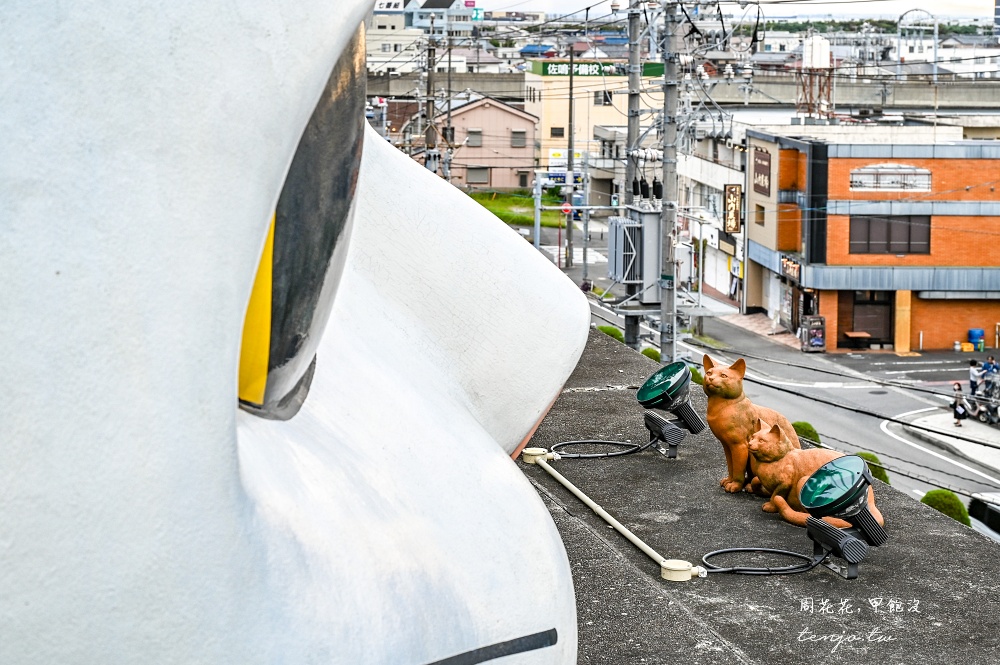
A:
792 421 820 445
597 325 624 343
921 489 971 526
857 451 890 485
690 366 703 385
641 347 661 363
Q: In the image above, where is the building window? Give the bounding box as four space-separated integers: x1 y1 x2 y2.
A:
441 126 455 143
467 128 482 147
467 167 489 184
593 90 613 106
381 43 391 52
849 163 931 191
511 129 527 147
518 171 529 188
551 126 565 138
849 216 930 254
394 43 401 52
754 204 765 226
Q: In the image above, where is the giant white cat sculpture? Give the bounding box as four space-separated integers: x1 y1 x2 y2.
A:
0 3 588 663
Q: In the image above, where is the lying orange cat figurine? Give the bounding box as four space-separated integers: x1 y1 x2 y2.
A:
748 419 884 528
703 355 800 493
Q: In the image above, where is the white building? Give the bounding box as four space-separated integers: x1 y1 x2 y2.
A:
366 13 425 74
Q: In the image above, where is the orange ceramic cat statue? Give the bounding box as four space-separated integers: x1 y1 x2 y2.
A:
748 419 885 528
703 354 800 493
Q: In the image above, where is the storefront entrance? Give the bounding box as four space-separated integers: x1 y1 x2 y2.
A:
837 290 894 347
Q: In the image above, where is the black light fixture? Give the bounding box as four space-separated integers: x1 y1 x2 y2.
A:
799 455 888 579
643 411 686 458
636 362 707 434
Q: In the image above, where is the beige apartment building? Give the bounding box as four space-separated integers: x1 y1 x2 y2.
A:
522 60 665 172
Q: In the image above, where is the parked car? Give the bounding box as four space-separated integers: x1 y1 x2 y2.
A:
969 492 1000 544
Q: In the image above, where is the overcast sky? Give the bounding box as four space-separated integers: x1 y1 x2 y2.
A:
474 0 993 21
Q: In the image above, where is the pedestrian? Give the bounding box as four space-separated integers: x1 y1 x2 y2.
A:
983 355 999 393
970 359 985 394
953 382 970 426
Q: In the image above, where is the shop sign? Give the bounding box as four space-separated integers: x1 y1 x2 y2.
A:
723 184 742 233
718 239 736 256
542 62 618 76
780 255 801 283
753 148 771 196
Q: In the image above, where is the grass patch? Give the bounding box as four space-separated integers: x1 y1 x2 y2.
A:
468 190 567 228
597 325 625 343
641 347 661 363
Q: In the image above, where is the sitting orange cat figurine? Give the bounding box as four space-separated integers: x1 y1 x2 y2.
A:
703 354 800 493
748 419 885 528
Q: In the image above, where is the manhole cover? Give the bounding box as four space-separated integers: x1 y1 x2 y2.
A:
869 390 888 395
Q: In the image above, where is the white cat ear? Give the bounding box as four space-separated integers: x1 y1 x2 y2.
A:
730 358 746 378
703 354 714 371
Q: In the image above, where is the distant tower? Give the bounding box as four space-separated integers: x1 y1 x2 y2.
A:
797 34 833 119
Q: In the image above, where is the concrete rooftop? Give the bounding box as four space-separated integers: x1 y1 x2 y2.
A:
520 330 1000 664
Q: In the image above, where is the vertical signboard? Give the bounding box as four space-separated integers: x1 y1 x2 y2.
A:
723 184 742 234
753 148 771 196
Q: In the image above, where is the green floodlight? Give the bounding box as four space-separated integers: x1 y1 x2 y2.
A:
798 455 888 578
800 455 888 547
636 362 706 434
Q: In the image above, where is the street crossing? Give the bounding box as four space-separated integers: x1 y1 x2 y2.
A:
540 245 608 264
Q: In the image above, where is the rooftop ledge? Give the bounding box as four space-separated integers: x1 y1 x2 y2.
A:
521 330 1000 664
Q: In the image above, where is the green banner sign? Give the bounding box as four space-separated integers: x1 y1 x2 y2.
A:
530 60 664 77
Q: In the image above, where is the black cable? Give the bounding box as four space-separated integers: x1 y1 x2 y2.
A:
702 546 830 575
551 437 658 458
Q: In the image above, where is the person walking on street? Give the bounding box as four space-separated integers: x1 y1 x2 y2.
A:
953 382 971 426
970 359 986 394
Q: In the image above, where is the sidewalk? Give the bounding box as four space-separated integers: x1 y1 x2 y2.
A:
905 410 1000 478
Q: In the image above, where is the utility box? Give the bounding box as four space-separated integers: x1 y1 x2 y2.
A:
607 206 661 305
800 315 826 353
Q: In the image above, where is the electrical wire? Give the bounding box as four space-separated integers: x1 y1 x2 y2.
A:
551 437 660 458
702 546 829 575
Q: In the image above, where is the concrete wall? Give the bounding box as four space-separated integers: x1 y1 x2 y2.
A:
711 75 1000 109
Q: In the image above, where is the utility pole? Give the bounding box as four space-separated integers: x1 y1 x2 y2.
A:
626 1 641 205
424 15 438 174
622 0 642 350
565 42 575 268
660 1 679 364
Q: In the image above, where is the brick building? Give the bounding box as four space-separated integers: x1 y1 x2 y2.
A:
744 128 1000 351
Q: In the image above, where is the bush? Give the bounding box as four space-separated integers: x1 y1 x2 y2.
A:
597 325 624 343
792 421 820 445
690 366 703 385
641 347 661 362
921 489 971 526
857 451 890 485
